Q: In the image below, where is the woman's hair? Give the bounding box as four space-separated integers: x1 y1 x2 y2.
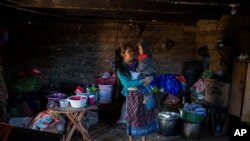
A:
114 43 132 78
137 39 152 58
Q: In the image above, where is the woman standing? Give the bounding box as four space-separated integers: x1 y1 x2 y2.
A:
114 42 159 141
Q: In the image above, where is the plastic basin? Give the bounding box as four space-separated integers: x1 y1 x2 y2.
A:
180 109 205 123
47 93 66 101
67 95 87 108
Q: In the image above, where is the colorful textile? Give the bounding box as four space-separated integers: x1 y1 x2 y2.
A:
137 85 156 110
191 78 206 93
138 85 152 95
127 118 159 137
125 60 138 72
138 54 148 61
29 110 59 130
116 60 159 136
144 93 156 110
126 90 159 136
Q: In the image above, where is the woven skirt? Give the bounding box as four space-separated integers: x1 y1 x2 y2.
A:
125 89 159 136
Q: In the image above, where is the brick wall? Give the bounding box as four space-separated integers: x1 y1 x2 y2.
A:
4 15 250 89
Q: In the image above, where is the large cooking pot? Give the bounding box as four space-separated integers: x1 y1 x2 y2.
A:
158 111 182 136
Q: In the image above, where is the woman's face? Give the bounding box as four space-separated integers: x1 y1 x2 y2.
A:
122 47 134 63
138 44 143 55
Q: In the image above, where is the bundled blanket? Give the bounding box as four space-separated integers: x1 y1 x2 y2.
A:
29 110 60 130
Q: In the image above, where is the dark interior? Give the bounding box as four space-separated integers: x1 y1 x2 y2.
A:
1 0 250 140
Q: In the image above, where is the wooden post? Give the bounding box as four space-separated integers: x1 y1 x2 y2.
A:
0 66 8 122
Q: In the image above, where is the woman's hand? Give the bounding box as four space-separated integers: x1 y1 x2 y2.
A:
142 76 153 85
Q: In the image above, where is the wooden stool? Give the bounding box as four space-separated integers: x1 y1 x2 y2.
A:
48 105 98 141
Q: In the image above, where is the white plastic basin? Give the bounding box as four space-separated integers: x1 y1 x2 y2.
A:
67 95 87 108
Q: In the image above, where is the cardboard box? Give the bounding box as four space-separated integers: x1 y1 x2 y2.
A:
205 78 230 108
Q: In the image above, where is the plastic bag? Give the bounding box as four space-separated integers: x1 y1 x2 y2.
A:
82 111 98 130
163 94 180 106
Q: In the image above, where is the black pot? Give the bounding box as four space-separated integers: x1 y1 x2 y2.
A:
158 111 183 136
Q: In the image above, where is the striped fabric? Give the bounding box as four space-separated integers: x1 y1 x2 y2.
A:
125 89 159 136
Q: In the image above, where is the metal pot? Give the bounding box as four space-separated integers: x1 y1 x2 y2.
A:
158 111 182 136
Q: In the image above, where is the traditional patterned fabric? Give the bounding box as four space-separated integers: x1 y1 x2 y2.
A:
126 89 159 136
127 118 159 137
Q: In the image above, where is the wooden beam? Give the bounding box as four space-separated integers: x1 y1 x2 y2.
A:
4 0 232 14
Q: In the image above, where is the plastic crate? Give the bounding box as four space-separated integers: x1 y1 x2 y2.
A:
10 76 41 93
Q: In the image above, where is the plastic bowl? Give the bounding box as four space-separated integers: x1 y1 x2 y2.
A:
47 93 66 101
67 95 87 108
59 99 69 108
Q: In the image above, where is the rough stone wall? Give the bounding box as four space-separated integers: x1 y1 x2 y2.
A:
6 21 198 89
5 15 250 89
196 15 250 75
143 23 198 74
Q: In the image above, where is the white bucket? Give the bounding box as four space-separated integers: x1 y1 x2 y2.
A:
98 84 113 104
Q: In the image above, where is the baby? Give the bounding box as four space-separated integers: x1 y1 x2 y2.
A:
136 39 155 104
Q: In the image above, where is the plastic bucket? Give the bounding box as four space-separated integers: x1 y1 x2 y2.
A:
98 84 113 104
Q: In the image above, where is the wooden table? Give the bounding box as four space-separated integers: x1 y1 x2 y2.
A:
48 105 98 141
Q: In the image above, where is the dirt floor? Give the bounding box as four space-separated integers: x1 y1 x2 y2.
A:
72 120 229 141
71 94 230 141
